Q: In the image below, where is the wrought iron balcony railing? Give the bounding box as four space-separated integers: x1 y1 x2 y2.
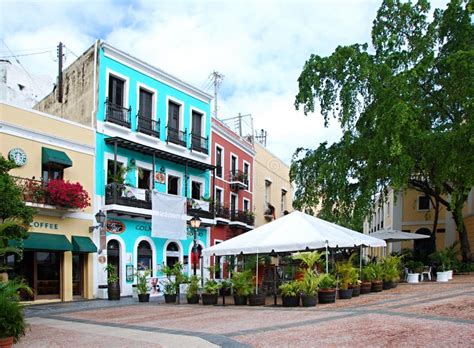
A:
229 170 249 190
230 209 255 226
190 133 208 154
137 114 160 138
214 204 230 220
167 126 187 147
105 99 131 128
105 183 151 209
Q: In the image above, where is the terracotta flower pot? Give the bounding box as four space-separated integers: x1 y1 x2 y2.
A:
0 337 13 348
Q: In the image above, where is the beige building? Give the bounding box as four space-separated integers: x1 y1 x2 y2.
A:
1 103 96 301
253 141 293 227
363 187 474 256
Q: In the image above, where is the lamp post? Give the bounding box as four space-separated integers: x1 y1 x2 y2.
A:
189 216 201 276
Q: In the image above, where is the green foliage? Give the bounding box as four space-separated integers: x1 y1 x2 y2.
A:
104 264 119 284
298 269 319 296
279 280 300 297
161 262 185 295
230 271 253 297
317 273 336 290
292 0 474 261
135 270 150 295
405 260 424 273
0 156 34 273
363 263 384 282
335 255 359 290
291 251 325 271
0 280 32 342
203 279 221 295
381 255 403 282
186 275 200 299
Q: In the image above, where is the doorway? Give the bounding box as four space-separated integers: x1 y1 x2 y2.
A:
107 240 121 284
72 253 84 298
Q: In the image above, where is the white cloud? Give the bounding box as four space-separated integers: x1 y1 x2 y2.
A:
0 0 449 164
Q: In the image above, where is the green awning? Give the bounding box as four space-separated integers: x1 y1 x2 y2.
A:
72 236 97 253
42 147 72 168
9 232 72 251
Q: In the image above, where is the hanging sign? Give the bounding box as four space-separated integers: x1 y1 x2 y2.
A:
155 172 165 184
106 220 126 234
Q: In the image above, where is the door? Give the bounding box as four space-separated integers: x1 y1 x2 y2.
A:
168 101 180 130
107 240 121 284
139 89 153 119
108 76 124 106
36 251 61 299
72 253 84 297
192 111 202 148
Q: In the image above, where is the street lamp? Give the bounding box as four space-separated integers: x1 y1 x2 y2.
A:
190 216 202 275
89 210 106 233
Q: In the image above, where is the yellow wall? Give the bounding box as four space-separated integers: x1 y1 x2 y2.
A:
401 190 447 223
1 103 95 301
253 142 294 227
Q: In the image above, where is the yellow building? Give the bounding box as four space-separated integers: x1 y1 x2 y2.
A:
1 102 96 302
363 187 474 256
253 141 294 227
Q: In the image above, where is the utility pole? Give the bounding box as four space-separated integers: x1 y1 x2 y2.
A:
210 71 224 118
57 42 63 103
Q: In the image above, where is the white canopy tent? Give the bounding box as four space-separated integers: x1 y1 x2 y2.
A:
369 229 430 242
202 211 386 256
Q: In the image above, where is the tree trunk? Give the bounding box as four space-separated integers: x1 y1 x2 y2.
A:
430 199 439 254
451 199 472 262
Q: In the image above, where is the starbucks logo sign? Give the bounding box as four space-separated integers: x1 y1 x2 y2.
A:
8 148 27 167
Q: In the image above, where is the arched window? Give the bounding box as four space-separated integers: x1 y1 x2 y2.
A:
107 240 120 281
166 242 180 267
137 240 153 276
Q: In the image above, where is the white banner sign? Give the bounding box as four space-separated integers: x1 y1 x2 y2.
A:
151 191 187 239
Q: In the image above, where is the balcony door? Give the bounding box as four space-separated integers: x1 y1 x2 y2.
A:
139 89 153 119
108 76 124 107
192 111 203 150
168 101 180 130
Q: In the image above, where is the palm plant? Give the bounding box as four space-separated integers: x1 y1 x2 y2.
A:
381 255 403 282
231 270 253 297
292 251 325 271
298 269 319 296
335 256 359 290
0 280 32 343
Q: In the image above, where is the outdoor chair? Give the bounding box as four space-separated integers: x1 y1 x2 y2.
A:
420 266 432 281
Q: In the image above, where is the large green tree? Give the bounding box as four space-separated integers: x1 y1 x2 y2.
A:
292 0 474 261
0 156 34 277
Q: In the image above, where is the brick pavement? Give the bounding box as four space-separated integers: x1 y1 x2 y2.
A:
17 275 474 347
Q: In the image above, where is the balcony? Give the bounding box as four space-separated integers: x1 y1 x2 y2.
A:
137 114 160 138
167 126 187 147
230 209 255 228
13 176 90 212
187 198 215 220
229 170 248 190
105 183 151 210
190 134 208 154
105 99 131 129
214 204 230 221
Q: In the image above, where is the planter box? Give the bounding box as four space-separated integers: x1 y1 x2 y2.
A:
248 293 266 306
447 270 453 280
360 282 372 294
108 283 120 301
301 295 317 307
164 294 177 303
138 293 150 302
338 288 353 299
350 285 360 297
407 273 420 284
437 271 449 282
187 294 200 304
202 294 218 305
371 281 383 292
233 295 248 305
282 295 300 307
318 289 336 303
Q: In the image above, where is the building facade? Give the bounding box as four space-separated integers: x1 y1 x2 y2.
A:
35 41 215 297
1 102 96 301
253 141 293 227
363 188 474 256
210 118 255 278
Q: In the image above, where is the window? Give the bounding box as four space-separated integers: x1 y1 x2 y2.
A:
243 199 250 212
418 196 430 210
191 181 202 200
139 88 153 119
42 163 64 181
107 160 124 184
108 75 125 106
137 168 152 190
192 111 203 137
167 175 180 195
166 242 180 267
168 101 180 130
216 147 223 178
231 155 237 174
230 194 237 212
243 163 250 186
264 180 271 205
137 241 153 276
281 189 287 214
215 188 223 205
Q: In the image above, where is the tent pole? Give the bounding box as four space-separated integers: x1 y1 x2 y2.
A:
325 241 329 273
256 253 259 295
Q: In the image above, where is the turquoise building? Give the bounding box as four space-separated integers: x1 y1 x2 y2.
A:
36 41 215 297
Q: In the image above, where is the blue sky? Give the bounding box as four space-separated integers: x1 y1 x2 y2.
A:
0 0 448 164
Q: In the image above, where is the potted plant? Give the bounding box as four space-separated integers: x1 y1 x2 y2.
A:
405 260 424 283
429 250 449 282
248 289 266 306
186 275 200 304
135 269 150 302
46 179 91 209
219 279 232 296
202 279 221 305
231 270 253 305
444 242 459 280
104 264 120 300
360 267 373 294
381 255 402 289
335 255 358 300
299 269 319 307
317 273 337 304
0 280 32 347
279 280 300 307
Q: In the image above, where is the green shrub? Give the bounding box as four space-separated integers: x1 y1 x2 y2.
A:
135 270 150 295
299 269 319 296
279 281 300 296
186 275 200 299
203 279 221 295
231 271 253 296
317 273 336 289
335 255 359 290
381 255 403 282
0 280 31 342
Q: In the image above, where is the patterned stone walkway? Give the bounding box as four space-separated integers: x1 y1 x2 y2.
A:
17 275 474 347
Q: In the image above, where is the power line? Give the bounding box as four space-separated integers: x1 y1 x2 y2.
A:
63 45 79 58
0 50 53 59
